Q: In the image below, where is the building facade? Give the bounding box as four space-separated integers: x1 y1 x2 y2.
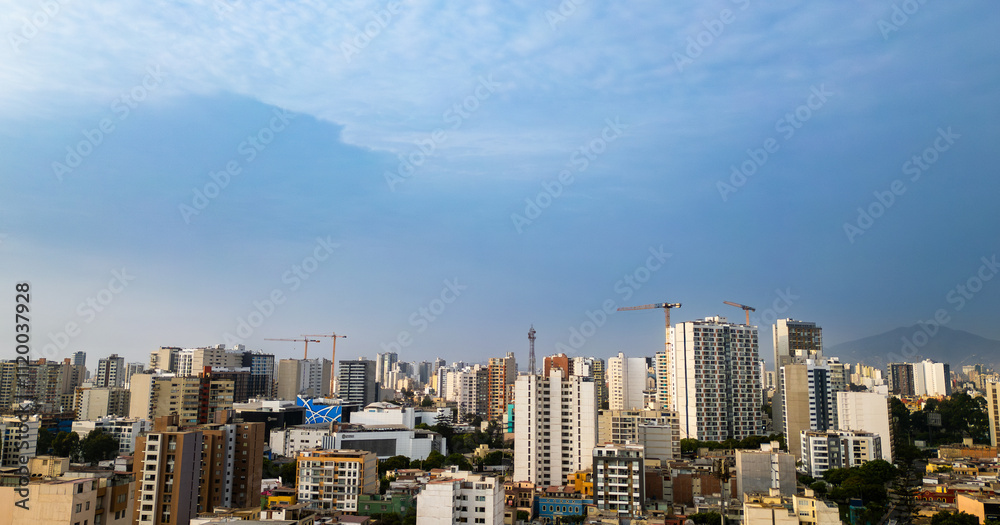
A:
513 373 597 487
608 352 647 411
487 353 516 422
592 443 645 517
132 416 203 525
416 469 504 525
296 449 377 514
800 430 881 477
772 319 823 438
96 354 126 388
338 359 377 406
735 442 796 499
672 316 763 441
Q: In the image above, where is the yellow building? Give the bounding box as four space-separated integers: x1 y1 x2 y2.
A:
0 474 135 525
28 455 69 477
568 470 593 497
267 487 298 508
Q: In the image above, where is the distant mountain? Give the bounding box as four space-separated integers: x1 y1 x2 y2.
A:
825 326 1000 370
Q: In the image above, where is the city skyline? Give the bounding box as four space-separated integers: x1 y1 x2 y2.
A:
2 3 998 368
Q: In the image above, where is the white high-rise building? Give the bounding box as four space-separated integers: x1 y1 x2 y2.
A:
836 391 893 463
672 316 762 441
912 359 951 397
608 352 647 411
376 352 398 388
514 372 597 486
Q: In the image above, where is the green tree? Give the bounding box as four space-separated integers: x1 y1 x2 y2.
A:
483 450 505 466
79 429 119 464
809 480 827 496
931 511 980 525
279 461 297 486
859 459 898 484
421 450 445 470
444 453 472 470
51 431 80 460
36 428 54 455
516 511 529 521
379 455 411 476
688 512 722 525
421 396 434 407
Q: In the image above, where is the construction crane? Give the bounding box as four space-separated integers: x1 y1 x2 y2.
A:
303 333 347 396
265 337 321 359
617 302 681 408
722 301 755 325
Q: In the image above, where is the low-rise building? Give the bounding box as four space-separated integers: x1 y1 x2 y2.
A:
800 430 881 477
537 485 586 522
0 473 135 525
357 494 415 515
957 493 1000 522
416 468 503 525
743 488 839 525
71 417 152 455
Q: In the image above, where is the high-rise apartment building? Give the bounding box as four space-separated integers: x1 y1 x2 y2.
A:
912 359 952 397
0 358 82 413
837 390 894 463
513 370 597 486
133 416 203 525
608 352 647 411
125 362 146 389
0 415 38 468
96 354 126 387
277 358 334 400
592 443 645 517
781 358 841 459
488 353 516 422
338 359 377 405
654 350 671 410
772 319 823 437
128 373 235 425
888 363 916 396
241 351 275 398
296 449 377 514
76 386 131 419
597 408 680 463
456 365 488 418
198 413 266 512
376 352 398 388
986 378 1000 447
149 347 181 372
672 316 762 441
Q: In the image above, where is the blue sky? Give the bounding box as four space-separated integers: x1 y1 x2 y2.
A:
1 1 998 368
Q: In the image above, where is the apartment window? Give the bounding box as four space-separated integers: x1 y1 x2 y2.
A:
77 504 82 513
